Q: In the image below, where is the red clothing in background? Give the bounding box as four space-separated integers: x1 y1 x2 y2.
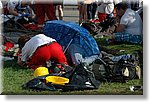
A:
35 3 57 25
98 12 108 22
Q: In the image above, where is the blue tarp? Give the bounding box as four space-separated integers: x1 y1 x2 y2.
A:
43 20 100 57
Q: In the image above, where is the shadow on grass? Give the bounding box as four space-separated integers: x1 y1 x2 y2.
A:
3 59 28 70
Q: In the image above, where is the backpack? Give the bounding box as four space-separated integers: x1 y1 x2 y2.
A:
111 59 137 82
90 54 139 83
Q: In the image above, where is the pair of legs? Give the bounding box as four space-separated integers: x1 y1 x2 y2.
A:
78 3 87 24
35 3 57 25
56 5 63 20
87 2 97 20
113 32 142 44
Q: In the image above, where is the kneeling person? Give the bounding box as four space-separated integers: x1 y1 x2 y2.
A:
18 34 68 71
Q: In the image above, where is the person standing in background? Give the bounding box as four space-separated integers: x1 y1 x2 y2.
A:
96 0 114 22
86 0 98 21
34 0 57 27
0 0 2 12
78 0 87 24
57 4 63 20
0 0 3 24
54 0 63 20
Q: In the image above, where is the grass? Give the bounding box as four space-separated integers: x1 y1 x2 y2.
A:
95 37 143 55
2 38 143 95
2 60 143 95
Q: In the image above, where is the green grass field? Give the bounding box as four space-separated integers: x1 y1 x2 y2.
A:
1 38 143 95
2 60 143 95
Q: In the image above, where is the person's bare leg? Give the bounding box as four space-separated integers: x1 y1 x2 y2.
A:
58 5 63 20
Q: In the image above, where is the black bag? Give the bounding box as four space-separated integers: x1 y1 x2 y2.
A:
90 55 137 83
81 22 102 35
81 17 117 35
22 63 100 91
111 59 136 82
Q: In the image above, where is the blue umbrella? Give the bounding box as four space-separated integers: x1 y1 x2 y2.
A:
43 20 100 57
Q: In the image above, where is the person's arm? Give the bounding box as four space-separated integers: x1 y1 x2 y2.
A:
8 8 19 16
116 12 128 32
7 1 30 17
28 6 35 18
7 1 20 16
17 55 28 67
116 24 125 32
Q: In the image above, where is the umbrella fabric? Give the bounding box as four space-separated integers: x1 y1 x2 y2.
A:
43 20 100 57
